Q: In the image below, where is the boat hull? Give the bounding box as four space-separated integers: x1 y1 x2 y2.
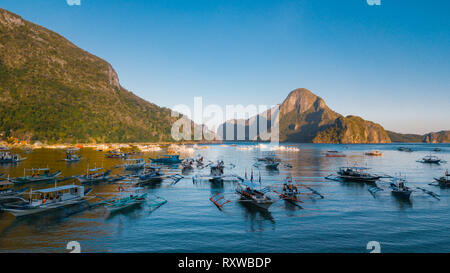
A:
3 198 85 217
12 172 62 185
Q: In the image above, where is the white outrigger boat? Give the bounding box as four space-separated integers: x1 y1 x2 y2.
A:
76 165 112 184
123 158 146 171
193 161 241 182
236 180 275 210
2 184 87 217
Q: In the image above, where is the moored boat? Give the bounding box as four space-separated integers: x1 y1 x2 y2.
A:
105 151 127 159
337 167 381 183
278 177 303 206
0 150 26 164
64 148 81 162
326 151 346 157
134 165 163 184
418 155 443 164
123 158 146 171
365 150 383 156
398 147 413 152
434 171 450 188
105 187 147 214
390 177 413 200
12 168 62 185
150 155 182 164
76 166 112 184
236 181 274 210
2 184 86 217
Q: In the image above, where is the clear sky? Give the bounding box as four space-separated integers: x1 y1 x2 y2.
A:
1 0 449 134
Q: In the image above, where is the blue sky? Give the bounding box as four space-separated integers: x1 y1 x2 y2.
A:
1 0 449 134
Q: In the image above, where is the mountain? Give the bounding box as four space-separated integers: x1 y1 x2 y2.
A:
386 131 423 143
386 130 450 143
0 8 188 144
423 131 450 143
218 88 391 144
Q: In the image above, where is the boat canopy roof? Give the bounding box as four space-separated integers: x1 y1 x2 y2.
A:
89 168 103 172
35 185 81 193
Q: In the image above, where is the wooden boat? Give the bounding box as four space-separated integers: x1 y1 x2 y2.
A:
135 165 163 184
326 151 346 157
64 148 81 162
398 147 413 152
365 150 383 156
265 160 280 170
193 161 241 183
0 151 26 164
12 168 62 185
390 177 413 199
418 155 443 164
123 158 146 171
105 187 147 214
105 151 127 159
181 158 195 170
278 177 303 206
434 171 450 188
337 167 381 183
236 181 274 210
2 185 86 217
76 166 112 184
150 155 182 164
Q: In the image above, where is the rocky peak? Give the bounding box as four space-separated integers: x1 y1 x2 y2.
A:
280 88 328 115
0 8 24 29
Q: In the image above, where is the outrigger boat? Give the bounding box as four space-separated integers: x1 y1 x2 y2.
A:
193 161 240 183
336 167 382 183
277 177 303 206
123 158 146 171
390 177 413 200
181 158 195 171
434 170 450 188
2 184 87 217
264 159 280 170
76 165 112 184
398 147 413 152
0 151 26 164
325 151 346 157
417 155 444 164
64 148 81 162
12 168 62 185
105 151 127 159
150 155 182 164
236 181 275 211
134 165 164 184
0 180 27 204
105 186 147 214
365 150 383 156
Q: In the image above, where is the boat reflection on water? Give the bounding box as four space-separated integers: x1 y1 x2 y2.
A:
238 200 275 232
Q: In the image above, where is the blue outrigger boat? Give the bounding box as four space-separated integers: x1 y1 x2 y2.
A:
12 168 62 185
150 155 182 164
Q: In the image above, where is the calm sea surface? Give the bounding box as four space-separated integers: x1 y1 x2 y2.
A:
0 143 449 253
